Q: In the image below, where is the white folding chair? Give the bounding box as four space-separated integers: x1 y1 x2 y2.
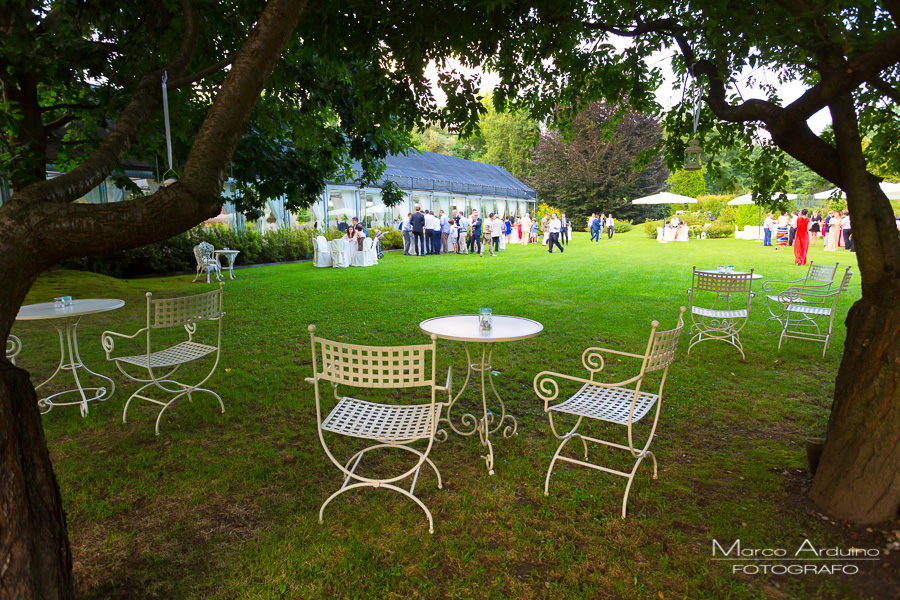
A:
778 267 852 356
305 325 451 533
313 235 332 267
762 262 838 327
534 307 686 517
102 284 225 434
192 241 222 283
687 267 755 359
6 334 21 365
329 239 350 268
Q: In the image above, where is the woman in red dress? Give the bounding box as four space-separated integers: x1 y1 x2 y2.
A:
794 208 811 266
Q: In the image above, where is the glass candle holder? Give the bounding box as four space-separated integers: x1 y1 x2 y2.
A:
717 265 726 274
62 295 72 306
727 265 735 274
478 308 493 332
54 297 65 309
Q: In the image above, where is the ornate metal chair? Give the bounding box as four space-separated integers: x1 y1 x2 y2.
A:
313 235 332 267
687 268 755 359
778 266 853 356
763 262 838 326
329 239 351 268
192 241 222 283
534 307 686 518
305 325 451 533
6 334 21 365
101 284 225 435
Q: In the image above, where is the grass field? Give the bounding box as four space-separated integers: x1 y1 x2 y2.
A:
13 230 898 599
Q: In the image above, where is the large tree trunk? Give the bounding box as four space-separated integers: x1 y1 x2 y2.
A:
810 94 900 523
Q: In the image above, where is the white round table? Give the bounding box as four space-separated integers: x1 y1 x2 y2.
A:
419 314 543 475
17 299 125 416
697 269 763 280
214 249 240 280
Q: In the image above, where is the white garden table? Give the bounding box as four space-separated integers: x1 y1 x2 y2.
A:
419 314 543 475
214 249 240 280
16 299 124 416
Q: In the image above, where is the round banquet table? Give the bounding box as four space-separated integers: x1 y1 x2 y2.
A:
419 314 543 475
17 299 124 416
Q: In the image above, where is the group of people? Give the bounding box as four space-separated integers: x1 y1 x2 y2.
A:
339 217 369 251
762 208 854 266
399 206 573 257
588 214 616 241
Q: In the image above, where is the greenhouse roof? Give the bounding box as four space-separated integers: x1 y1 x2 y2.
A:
334 150 536 200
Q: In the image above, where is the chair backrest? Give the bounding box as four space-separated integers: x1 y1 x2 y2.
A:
644 307 687 373
329 239 344 254
806 262 838 285
837 266 853 292
316 236 329 251
148 284 224 329
691 267 754 294
363 237 374 251
309 327 436 389
194 241 215 264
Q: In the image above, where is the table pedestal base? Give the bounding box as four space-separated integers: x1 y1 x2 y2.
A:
439 343 517 475
36 317 115 417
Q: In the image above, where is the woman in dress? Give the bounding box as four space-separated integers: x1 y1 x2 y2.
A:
521 214 531 245
809 210 822 245
824 211 840 251
794 208 811 265
504 216 512 244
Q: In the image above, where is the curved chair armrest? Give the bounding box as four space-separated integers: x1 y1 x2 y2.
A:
304 377 316 385
434 366 453 397
101 327 147 359
581 346 644 374
534 370 644 407
761 277 805 293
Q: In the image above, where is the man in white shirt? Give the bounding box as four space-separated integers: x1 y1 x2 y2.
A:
490 213 504 253
457 213 470 254
560 213 570 245
606 214 615 239
423 210 437 255
401 212 412 255
431 210 443 254
480 212 496 257
841 212 853 252
763 213 774 247
547 213 564 253
788 210 798 246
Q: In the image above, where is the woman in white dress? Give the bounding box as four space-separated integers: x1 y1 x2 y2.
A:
521 215 532 244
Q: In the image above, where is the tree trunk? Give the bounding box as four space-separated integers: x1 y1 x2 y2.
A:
810 93 900 523
0 362 74 600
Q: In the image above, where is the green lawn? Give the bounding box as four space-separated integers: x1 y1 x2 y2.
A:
13 231 898 599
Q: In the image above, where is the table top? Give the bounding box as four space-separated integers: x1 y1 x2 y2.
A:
17 299 125 321
697 270 763 280
419 314 543 343
214 249 240 255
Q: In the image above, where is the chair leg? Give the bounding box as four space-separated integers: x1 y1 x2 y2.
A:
544 434 580 496
621 451 657 518
318 481 436 534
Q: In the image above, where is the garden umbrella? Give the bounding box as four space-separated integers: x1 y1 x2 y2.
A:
631 192 698 204
814 183 900 201
727 193 798 239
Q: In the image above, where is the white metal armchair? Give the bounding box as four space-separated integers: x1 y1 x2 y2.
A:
313 235 332 267
687 267 755 359
534 307 686 518
305 325 451 533
763 262 838 327
6 334 21 365
778 266 853 356
192 241 222 283
102 283 225 434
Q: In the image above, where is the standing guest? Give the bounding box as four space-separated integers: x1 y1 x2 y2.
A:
788 210 798 246
410 205 425 257
504 215 512 244
450 219 461 254
530 218 539 244
432 210 443 255
824 211 840 251
520 214 531 245
763 212 774 247
540 215 549 246
547 213 564 253
480 213 495 257
606 214 615 239
458 212 470 254
451 209 459 226
842 211 853 252
401 212 413 255
809 210 822 246
469 210 482 255
590 213 601 242
352 217 368 238
794 208 811 266
491 212 504 253
440 209 451 254
560 213 570 245
777 211 789 228
422 210 435 255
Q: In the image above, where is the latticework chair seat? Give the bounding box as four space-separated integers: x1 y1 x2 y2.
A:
550 385 658 425
785 304 832 317
691 307 748 320
323 397 438 442
115 341 218 369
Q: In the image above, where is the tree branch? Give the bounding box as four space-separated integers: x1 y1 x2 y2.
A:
42 114 78 134
168 53 237 88
39 103 99 113
867 75 900 105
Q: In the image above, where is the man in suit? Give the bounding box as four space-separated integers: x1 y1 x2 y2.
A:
469 210 482 255
560 213 570 245
410 205 426 256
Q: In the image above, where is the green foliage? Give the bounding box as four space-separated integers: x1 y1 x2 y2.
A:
667 168 706 199
473 107 539 179
704 222 734 239
734 204 764 229
613 219 633 233
643 219 664 237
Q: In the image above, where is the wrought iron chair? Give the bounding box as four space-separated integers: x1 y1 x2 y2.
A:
778 267 853 356
329 239 351 268
102 284 225 435
192 241 222 283
534 307 686 518
313 235 332 267
687 268 755 359
763 262 838 327
305 325 451 533
6 334 21 365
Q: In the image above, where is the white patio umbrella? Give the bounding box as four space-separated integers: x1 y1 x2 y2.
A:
727 192 798 205
814 182 900 200
631 191 698 204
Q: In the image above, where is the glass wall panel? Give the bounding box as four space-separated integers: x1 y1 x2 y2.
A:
434 193 451 219
495 198 507 220
470 197 482 217
328 188 356 229
366 190 390 228
452 195 469 217
412 192 431 212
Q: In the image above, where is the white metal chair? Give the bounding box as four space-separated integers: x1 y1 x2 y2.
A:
6 334 21 365
313 235 332 267
534 307 686 518
687 267 755 359
192 241 222 283
101 284 225 435
352 237 378 267
329 239 351 268
778 267 852 356
305 325 451 533
762 262 838 327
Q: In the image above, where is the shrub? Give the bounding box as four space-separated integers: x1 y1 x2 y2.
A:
643 219 665 238
704 222 734 238
613 219 633 233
